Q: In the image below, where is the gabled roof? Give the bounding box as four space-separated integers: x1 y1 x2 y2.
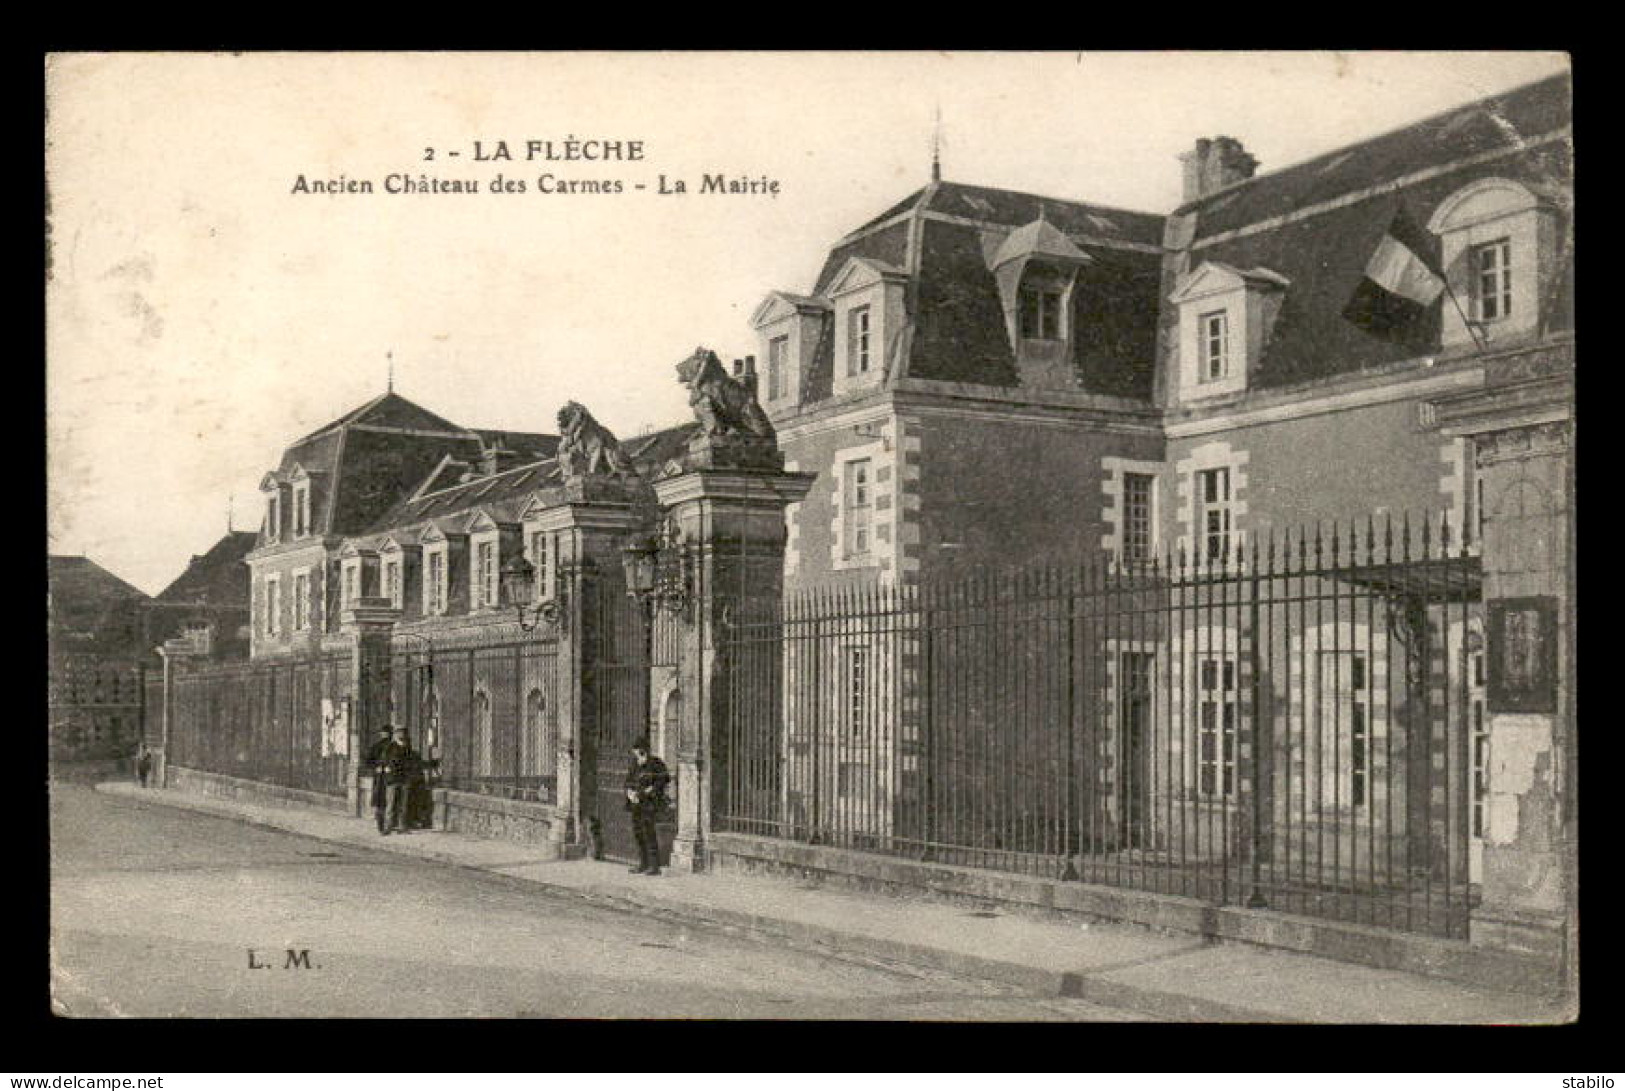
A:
153 532 257 606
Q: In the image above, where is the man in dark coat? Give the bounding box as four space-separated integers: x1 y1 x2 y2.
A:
623 736 670 875
379 726 421 836
367 726 394 834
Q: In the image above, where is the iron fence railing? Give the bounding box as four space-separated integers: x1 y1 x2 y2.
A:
717 513 1485 939
168 654 353 797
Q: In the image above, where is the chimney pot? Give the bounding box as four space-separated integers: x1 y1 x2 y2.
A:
1181 135 1258 203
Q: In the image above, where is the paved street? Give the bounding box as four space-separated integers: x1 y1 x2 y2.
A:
50 785 1150 1020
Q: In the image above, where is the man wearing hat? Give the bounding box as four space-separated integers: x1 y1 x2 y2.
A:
379 725 421 836
367 726 395 834
623 736 671 875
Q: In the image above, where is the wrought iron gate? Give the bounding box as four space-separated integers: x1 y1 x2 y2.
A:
592 584 654 863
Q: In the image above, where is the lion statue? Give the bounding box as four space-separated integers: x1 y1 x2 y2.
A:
555 401 635 482
675 347 775 441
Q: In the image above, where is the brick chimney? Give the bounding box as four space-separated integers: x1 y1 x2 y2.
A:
733 355 760 396
1180 136 1259 202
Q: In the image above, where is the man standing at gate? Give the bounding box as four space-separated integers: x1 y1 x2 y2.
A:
368 725 394 834
624 736 670 875
379 725 421 836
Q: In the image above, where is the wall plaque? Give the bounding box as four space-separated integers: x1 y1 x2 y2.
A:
1487 595 1559 713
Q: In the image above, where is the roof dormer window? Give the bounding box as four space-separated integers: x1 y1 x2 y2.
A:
1428 178 1556 350
1169 261 1289 402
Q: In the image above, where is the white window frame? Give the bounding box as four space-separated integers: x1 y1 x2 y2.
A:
1199 310 1230 382
1196 466 1234 565
265 492 281 544
843 457 874 560
264 575 281 637
768 335 789 401
382 556 402 609
528 529 555 602
1122 472 1157 565
423 547 448 616
292 568 310 631
1314 649 1373 810
1194 649 1239 799
1471 236 1513 324
471 537 498 611
847 305 872 376
292 483 310 538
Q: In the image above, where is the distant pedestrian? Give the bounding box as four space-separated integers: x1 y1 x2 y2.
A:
135 744 153 789
379 726 421 836
367 726 394 833
624 736 670 875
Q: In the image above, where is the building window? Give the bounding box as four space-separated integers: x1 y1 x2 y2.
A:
425 550 446 615
845 645 868 740
1317 652 1371 808
1199 310 1229 382
847 306 871 376
844 458 873 559
1123 473 1155 565
293 571 310 631
264 577 280 637
342 563 358 611
1019 285 1064 340
1196 467 1233 563
265 493 280 543
528 530 552 601
292 484 310 538
1473 237 1512 323
474 540 497 610
383 559 401 609
768 335 788 400
1196 654 1237 797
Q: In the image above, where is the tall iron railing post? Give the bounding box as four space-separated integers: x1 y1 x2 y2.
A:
1247 532 1268 909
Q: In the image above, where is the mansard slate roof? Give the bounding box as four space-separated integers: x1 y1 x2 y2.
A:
1179 72 1572 389
792 73 1570 406
262 392 570 541
801 181 1165 401
154 532 257 605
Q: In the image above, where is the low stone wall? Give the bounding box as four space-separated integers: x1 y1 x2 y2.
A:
435 789 569 857
165 765 351 815
705 832 1562 997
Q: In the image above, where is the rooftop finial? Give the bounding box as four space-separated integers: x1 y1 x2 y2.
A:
227 494 234 533
387 350 394 394
931 104 943 183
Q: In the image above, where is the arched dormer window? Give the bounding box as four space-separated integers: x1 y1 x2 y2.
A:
1427 178 1558 349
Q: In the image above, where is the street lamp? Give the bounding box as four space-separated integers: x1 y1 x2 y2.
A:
500 553 563 633
621 526 691 615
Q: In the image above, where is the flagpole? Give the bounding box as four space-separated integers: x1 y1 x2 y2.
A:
1443 281 1487 353
1393 189 1486 354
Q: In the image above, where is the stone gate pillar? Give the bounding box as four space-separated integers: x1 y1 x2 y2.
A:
653 432 814 873
1429 336 1575 989
344 597 399 816
529 480 643 858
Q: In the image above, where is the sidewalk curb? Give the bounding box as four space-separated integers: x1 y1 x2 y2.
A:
84 783 1335 1023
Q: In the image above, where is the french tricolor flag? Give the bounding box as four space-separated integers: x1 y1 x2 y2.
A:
1342 207 1445 344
